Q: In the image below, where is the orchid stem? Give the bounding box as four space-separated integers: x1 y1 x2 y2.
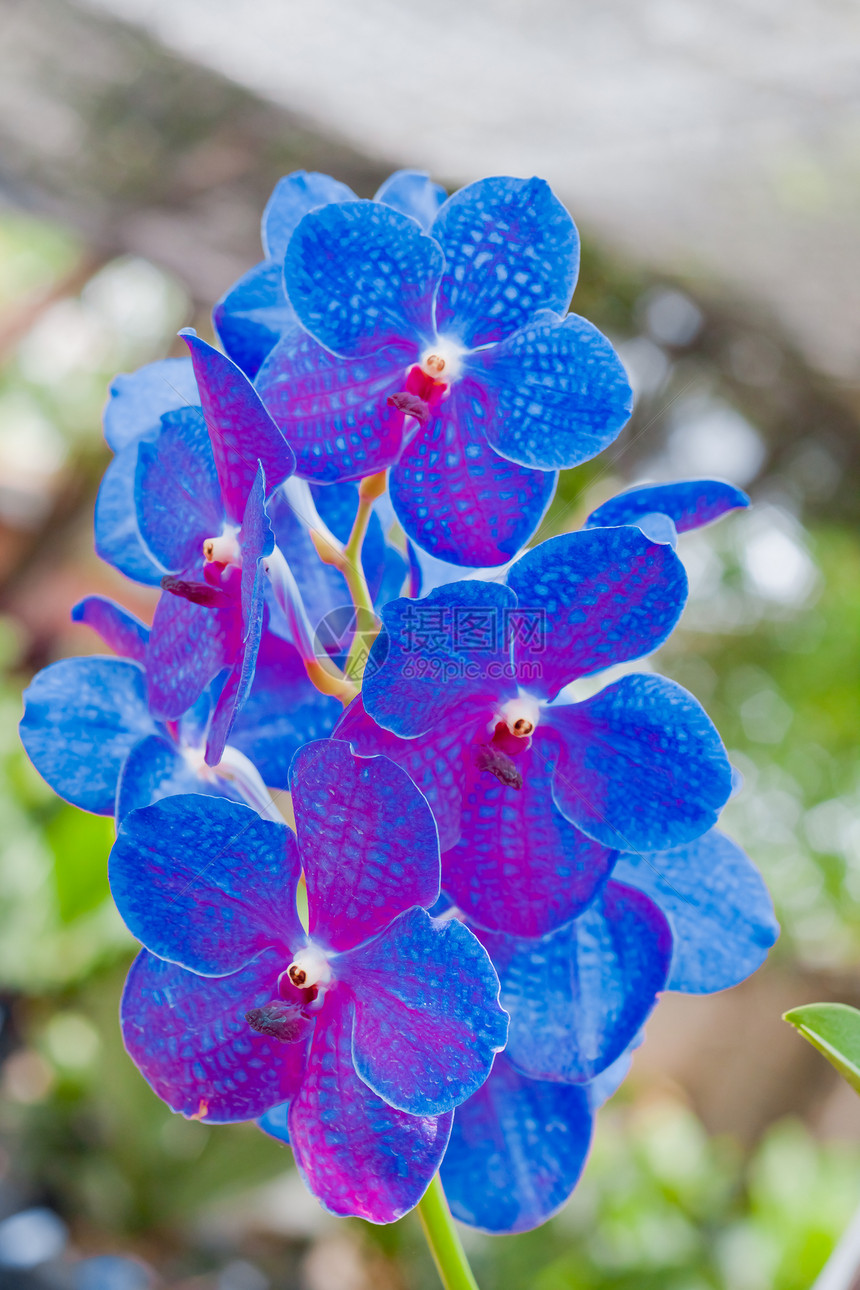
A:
340 471 386 685
417 1175 480 1290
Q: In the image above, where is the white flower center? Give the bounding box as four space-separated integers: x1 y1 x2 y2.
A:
286 944 332 990
419 337 465 384
496 693 541 738
202 527 241 566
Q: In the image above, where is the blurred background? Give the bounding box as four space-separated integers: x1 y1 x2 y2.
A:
1 0 859 1286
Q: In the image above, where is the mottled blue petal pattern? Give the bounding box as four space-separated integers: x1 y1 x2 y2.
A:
363 580 517 738
507 527 688 698
585 479 749 534
444 733 616 936
432 176 579 349
287 990 452 1223
262 171 355 261
135 407 223 572
334 695 468 851
121 949 307 1122
115 734 236 819
343 908 507 1114
285 201 441 357
443 1054 593 1234
256 330 409 482
486 882 671 1082
182 332 295 522
94 448 166 585
71 596 149 663
146 592 238 720
614 830 779 993
20 658 158 815
103 357 198 453
213 259 298 381
546 674 733 851
470 312 632 469
389 381 557 566
109 795 303 974
290 740 439 953
375 170 446 231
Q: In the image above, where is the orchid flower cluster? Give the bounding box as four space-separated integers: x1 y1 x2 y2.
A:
20 170 778 1238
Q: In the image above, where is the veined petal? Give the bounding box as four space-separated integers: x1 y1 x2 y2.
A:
262 170 355 261
213 258 298 380
343 908 508 1115
121 948 307 1123
288 990 452 1223
146 591 239 720
256 330 410 483
71 596 149 663
444 733 616 937
469 312 632 469
103 357 198 453
432 176 579 348
20 657 158 816
284 201 442 357
507 527 688 698
613 830 779 993
585 479 750 534
485 882 671 1083
390 381 556 567
95 446 166 585
546 675 733 852
442 1054 593 1234
290 740 439 952
374 170 446 231
115 734 238 819
135 406 224 572
109 794 303 974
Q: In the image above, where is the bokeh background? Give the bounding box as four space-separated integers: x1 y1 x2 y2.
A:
1 1 860 1287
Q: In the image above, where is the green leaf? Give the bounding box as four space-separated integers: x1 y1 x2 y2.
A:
784 1002 860 1094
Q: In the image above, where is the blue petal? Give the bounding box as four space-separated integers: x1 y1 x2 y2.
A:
432 176 579 349
213 258 298 380
103 357 198 453
374 170 446 231
585 479 750 534
146 591 238 721
109 794 303 974
343 908 507 1115
95 446 166 585
469 312 632 469
506 527 688 699
546 674 733 851
115 734 239 819
288 989 452 1223
256 329 409 482
19 657 158 815
443 1054 593 1233
182 332 295 522
444 732 616 937
389 381 556 567
289 740 440 953
613 830 779 993
587 1040 640 1110
362 580 518 737
121 948 307 1122
135 406 223 572
262 170 355 261
257 1100 290 1143
266 485 352 636
284 201 441 357
485 881 671 1082
71 596 149 663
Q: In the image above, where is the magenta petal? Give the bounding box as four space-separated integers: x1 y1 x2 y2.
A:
71 596 149 663
121 948 307 1123
290 740 440 952
288 991 452 1222
146 591 240 720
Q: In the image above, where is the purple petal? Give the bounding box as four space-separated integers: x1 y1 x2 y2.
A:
374 170 447 232
121 948 307 1122
95 446 166 585
342 908 507 1114
109 794 303 974
334 695 467 851
290 740 439 953
115 734 240 819
585 479 750 534
442 1054 593 1233
432 176 579 349
613 829 778 993
546 674 733 851
285 201 442 357
135 406 224 572
213 259 298 380
182 331 295 523
103 357 198 453
444 732 616 937
507 526 688 698
288 990 452 1222
485 881 672 1082
470 312 632 469
71 596 149 663
19 657 158 815
256 329 409 482
262 171 355 261
390 381 556 567
146 591 240 720
362 580 518 738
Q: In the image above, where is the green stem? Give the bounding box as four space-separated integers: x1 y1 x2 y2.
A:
341 471 386 685
417 1175 480 1290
